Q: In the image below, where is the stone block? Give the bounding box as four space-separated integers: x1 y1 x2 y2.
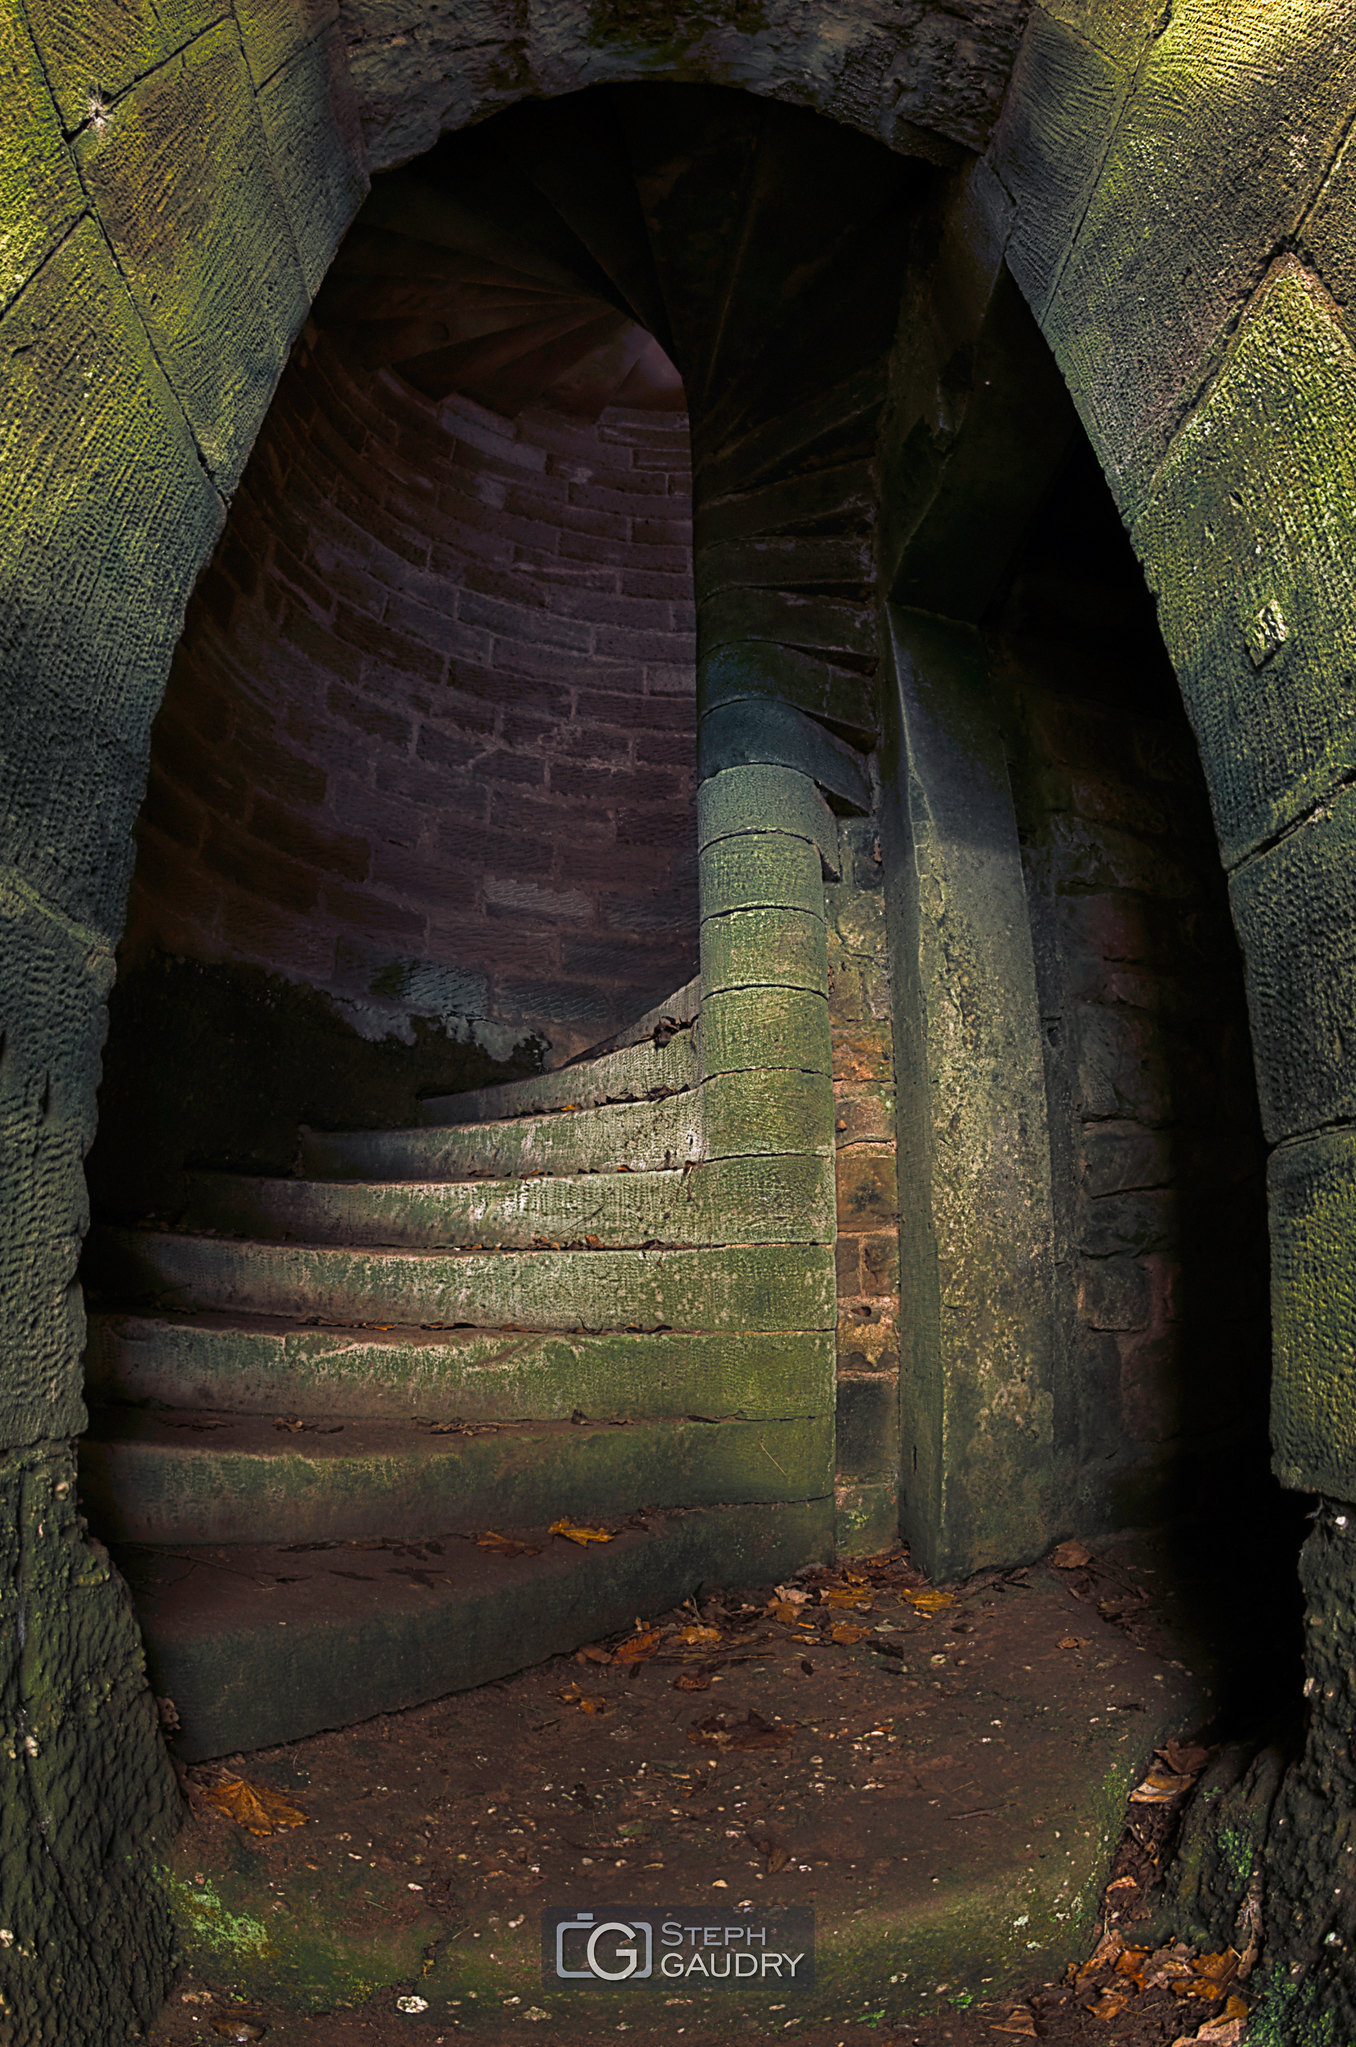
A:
831 1023 894 1083
699 983 832 1079
836 1374 900 1484
1305 124 1356 320
836 1151 898 1233
698 830 823 919
1270 1129 1356 1498
22 0 220 127
0 219 224 930
0 7 85 315
698 698 871 815
1080 1122 1173 1197
258 28 368 298
1077 1254 1149 1332
75 20 308 491
233 0 337 88
1071 1003 1173 1123
1229 786 1356 1142
987 5 1132 320
833 1083 896 1147
834 1480 899 1557
1134 259 1356 862
697 761 838 870
700 905 829 999
1079 1189 1177 1258
1042 2 1356 511
861 1233 900 1297
699 638 877 743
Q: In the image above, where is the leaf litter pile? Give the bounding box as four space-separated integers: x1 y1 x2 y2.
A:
152 1531 1256 2047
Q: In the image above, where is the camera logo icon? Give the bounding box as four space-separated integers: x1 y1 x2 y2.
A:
555 1912 654 1980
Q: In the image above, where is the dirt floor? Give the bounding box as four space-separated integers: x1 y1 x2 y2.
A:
148 1531 1291 2047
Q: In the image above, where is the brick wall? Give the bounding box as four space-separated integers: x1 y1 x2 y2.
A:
125 325 697 1064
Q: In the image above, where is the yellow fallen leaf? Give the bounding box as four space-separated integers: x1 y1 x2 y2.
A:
830 1622 870 1645
578 1695 609 1714
476 1531 542 1556
1131 1762 1196 1804
821 1586 872 1609
614 1629 662 1664
677 1623 722 1645
906 1590 956 1613
550 1519 614 1545
202 1774 306 1837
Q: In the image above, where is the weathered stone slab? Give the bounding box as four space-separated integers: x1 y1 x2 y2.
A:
700 983 832 1079
1270 1130 1356 1499
699 830 824 919
84 1229 839 1332
701 1066 835 1160
0 220 224 930
233 0 337 88
304 1088 702 1181
1305 124 1356 323
258 26 369 298
75 20 308 491
86 1314 837 1422
696 460 876 546
695 533 873 599
126 1503 835 1760
80 1412 835 1545
21 0 220 127
698 585 877 665
881 609 1057 1578
418 1032 697 1123
180 1152 836 1249
699 699 871 814
0 8 85 317
1229 787 1356 1143
701 905 829 999
1040 0 1356 510
1134 259 1356 864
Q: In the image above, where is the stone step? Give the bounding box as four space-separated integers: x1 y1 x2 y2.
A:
86 1312 835 1422
299 1088 702 1182
117 1500 832 1759
179 1153 833 1251
300 1066 832 1183
418 1028 697 1125
79 1409 833 1547
83 1228 838 1332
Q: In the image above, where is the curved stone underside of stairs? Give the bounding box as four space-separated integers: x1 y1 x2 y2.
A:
82 86 924 1760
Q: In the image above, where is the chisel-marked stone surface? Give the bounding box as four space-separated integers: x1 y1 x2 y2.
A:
180 1153 834 1248
698 762 839 871
700 698 872 813
1270 1130 1356 1498
1135 260 1356 865
74 21 308 490
86 1229 838 1331
80 1411 833 1545
257 29 369 298
418 1033 697 1124
699 831 824 917
122 1503 834 1759
86 1314 836 1422
699 983 832 1077
303 1089 703 1181
701 905 829 998
0 8 85 314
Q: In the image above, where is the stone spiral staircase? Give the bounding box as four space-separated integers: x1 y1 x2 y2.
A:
81 85 924 1760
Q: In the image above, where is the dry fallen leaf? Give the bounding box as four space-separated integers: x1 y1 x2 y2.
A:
1051 1538 1093 1569
476 1531 542 1557
578 1695 608 1715
673 1671 711 1692
821 1586 872 1610
1162 1739 1211 1777
769 1600 805 1624
677 1623 723 1645
990 2007 1039 2037
773 1582 809 1605
1078 1928 1125 1977
830 1622 870 1645
1106 1875 1139 1894
202 1775 306 1838
1059 1636 1090 1651
1085 1989 1133 2021
906 1590 957 1613
614 1629 662 1665
1130 1761 1197 1804
575 1645 612 1666
209 2021 266 2044
550 1519 614 1545
1186 2021 1243 2047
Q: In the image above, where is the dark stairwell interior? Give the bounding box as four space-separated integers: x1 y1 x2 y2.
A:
77 80 1302 2035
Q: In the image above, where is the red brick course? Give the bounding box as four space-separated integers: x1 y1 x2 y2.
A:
124 326 698 1058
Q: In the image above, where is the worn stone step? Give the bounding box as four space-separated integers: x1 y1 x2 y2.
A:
419 1029 697 1125
86 1312 836 1421
79 1409 833 1547
179 1153 834 1250
301 1067 832 1183
300 1089 702 1181
117 1500 833 1759
84 1228 838 1332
